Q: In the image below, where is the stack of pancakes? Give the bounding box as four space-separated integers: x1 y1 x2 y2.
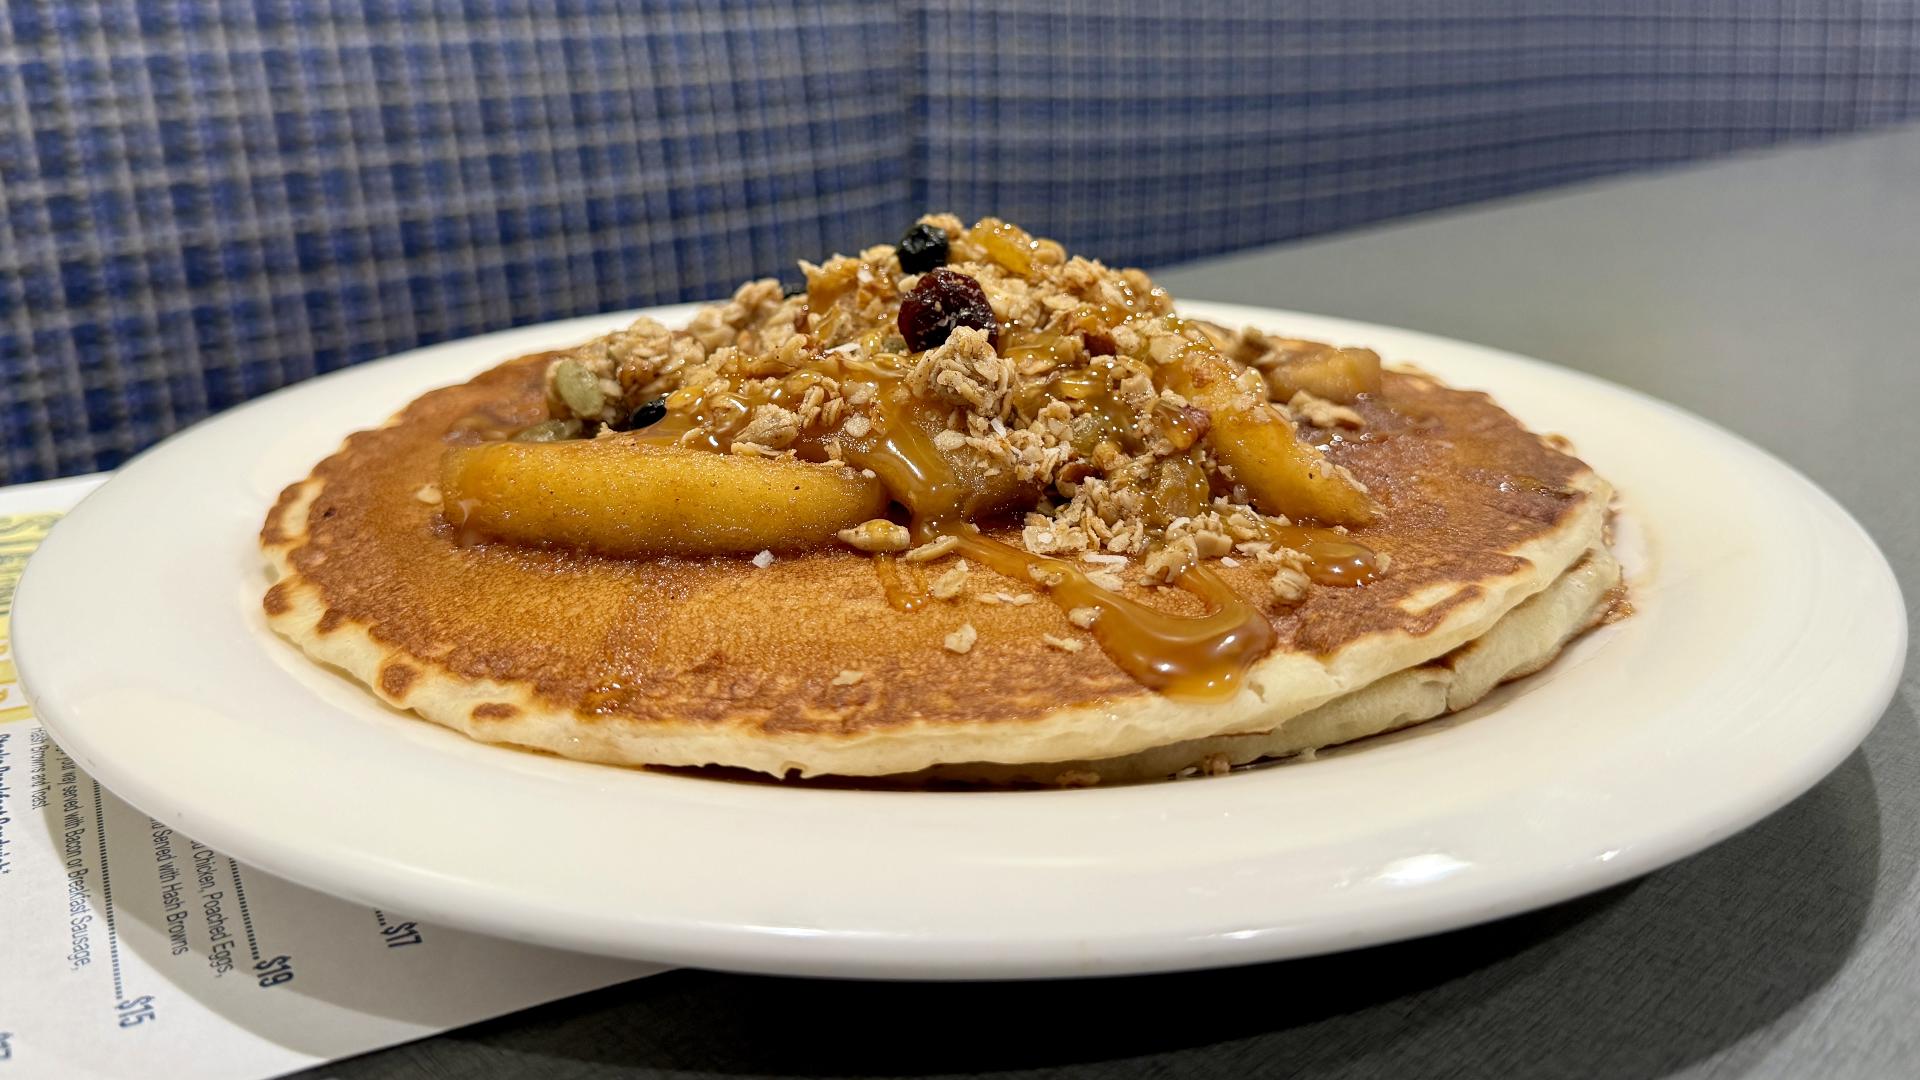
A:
262 350 1618 787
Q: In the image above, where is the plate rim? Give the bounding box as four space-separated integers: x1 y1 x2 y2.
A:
14 301 1908 978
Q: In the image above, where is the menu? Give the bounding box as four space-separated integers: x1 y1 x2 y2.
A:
0 476 664 1079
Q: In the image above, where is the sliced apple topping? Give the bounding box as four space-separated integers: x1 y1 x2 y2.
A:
442 439 887 556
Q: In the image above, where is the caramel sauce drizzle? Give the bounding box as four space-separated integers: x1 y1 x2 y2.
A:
834 383 1279 701
957 534 1274 700
1265 524 1379 586
873 554 931 612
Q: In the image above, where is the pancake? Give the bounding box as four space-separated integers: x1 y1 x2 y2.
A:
261 357 1609 778
915 544 1621 786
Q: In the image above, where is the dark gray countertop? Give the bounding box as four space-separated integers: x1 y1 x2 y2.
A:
309 125 1920 1079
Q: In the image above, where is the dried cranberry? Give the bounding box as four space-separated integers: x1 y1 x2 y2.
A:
896 223 950 274
898 269 998 352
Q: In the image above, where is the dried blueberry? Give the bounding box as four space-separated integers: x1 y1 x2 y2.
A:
896 223 950 274
614 395 675 428
898 269 998 352
611 395 668 431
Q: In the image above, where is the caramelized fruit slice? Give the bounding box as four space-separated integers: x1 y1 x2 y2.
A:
442 438 889 556
1266 345 1382 404
966 217 1037 276
1169 348 1375 526
1187 322 1384 405
1208 405 1375 526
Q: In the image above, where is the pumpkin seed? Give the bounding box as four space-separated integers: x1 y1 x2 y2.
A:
553 360 606 417
512 418 584 443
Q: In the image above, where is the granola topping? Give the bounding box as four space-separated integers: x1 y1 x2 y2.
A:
521 215 1394 700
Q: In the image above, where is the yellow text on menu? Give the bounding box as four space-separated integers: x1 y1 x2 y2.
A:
0 512 62 724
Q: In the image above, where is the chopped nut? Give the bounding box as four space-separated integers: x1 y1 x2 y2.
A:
1288 390 1364 429
1067 606 1101 629
1140 536 1199 585
1191 530 1233 559
842 414 873 438
830 669 865 686
1270 564 1311 604
413 483 442 504
1085 571 1126 592
751 549 775 569
929 560 970 600
1027 563 1066 588
904 534 962 562
838 519 912 553
943 623 978 654
1042 634 1085 653
1254 544 1301 566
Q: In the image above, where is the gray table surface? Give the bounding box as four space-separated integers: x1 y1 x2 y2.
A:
307 125 1920 1079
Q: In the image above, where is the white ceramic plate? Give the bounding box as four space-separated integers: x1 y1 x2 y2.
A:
14 302 1905 979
